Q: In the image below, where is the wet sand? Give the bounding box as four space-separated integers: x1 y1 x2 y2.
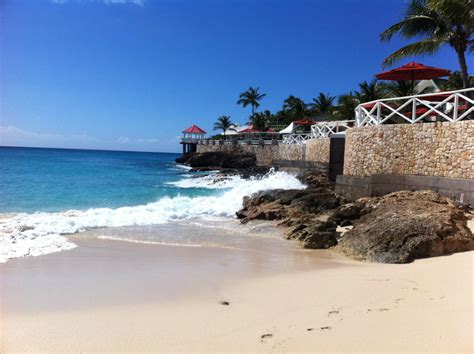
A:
1 234 473 352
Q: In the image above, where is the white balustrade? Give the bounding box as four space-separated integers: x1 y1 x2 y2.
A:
355 88 474 127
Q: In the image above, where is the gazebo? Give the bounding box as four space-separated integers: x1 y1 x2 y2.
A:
181 124 206 154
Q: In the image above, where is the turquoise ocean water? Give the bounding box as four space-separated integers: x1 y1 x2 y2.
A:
0 146 306 263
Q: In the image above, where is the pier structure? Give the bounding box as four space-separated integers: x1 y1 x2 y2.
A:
180 125 206 154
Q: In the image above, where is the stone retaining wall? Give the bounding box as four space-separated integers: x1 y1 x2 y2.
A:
196 142 322 167
344 121 474 179
336 174 474 205
306 138 330 163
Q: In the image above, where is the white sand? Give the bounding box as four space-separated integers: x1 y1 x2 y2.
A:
1 235 472 353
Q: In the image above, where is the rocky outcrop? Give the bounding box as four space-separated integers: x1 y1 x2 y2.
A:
177 151 257 169
332 190 474 263
237 181 474 262
236 189 340 225
286 220 338 249
176 151 270 176
236 179 342 250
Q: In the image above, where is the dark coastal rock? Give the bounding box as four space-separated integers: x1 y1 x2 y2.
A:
181 151 257 170
333 190 474 263
289 192 340 215
174 154 191 164
296 169 334 190
286 220 338 249
236 188 341 224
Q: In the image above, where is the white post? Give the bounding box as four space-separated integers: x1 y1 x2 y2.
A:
453 94 459 121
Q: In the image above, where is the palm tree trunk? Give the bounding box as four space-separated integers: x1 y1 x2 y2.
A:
455 47 470 89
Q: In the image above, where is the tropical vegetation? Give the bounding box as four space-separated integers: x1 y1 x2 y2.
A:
380 0 473 88
213 115 233 136
237 87 267 115
213 1 472 134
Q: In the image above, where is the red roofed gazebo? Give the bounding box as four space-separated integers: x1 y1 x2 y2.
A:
182 125 207 134
181 124 207 154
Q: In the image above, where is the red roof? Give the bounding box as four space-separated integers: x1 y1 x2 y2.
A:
293 119 315 125
182 125 206 134
375 62 450 81
240 128 273 133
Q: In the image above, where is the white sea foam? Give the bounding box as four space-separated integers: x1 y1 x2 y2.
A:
97 235 203 247
0 170 305 263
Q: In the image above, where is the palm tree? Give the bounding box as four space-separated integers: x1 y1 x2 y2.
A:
386 80 418 97
380 0 473 88
249 112 270 131
440 71 474 90
337 92 359 120
237 87 267 115
213 115 233 137
283 95 309 118
356 79 387 103
312 92 336 118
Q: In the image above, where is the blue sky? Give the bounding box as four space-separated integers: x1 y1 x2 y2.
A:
0 0 461 152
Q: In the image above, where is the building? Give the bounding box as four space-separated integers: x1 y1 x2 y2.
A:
180 124 206 154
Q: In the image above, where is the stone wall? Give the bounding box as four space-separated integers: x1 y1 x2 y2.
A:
344 121 474 180
196 142 325 167
306 138 330 164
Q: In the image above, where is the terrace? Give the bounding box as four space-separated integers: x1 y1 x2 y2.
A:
355 88 473 127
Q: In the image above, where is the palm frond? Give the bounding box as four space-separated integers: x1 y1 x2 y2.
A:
382 38 444 68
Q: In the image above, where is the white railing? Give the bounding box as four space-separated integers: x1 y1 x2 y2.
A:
181 137 203 143
310 120 355 138
281 133 313 145
355 88 474 127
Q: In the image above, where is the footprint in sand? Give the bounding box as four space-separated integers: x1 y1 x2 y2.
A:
260 333 273 343
367 308 389 312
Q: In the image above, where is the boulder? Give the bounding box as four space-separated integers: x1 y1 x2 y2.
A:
286 220 338 249
296 169 334 190
334 190 474 263
236 189 340 224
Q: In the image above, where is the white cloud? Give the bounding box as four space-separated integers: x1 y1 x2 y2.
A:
51 0 145 6
117 136 131 144
137 138 159 143
0 125 175 152
118 136 160 144
0 125 98 146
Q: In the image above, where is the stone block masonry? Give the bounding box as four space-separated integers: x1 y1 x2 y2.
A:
344 121 474 180
306 138 330 164
338 121 473 205
196 141 331 168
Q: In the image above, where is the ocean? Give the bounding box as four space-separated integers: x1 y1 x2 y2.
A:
0 146 306 263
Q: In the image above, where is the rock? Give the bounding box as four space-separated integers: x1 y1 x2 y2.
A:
236 189 340 224
340 219 353 227
296 169 334 190
175 154 192 164
183 151 257 170
289 192 340 215
286 220 338 249
334 190 474 263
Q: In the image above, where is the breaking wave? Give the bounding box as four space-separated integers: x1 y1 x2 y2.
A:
0 169 305 263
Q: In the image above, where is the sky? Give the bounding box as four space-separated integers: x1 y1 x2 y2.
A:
0 0 461 153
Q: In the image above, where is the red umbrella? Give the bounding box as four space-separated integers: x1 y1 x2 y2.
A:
375 62 450 94
293 119 315 125
375 62 450 81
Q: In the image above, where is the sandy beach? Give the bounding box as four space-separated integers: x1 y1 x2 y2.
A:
1 229 473 353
